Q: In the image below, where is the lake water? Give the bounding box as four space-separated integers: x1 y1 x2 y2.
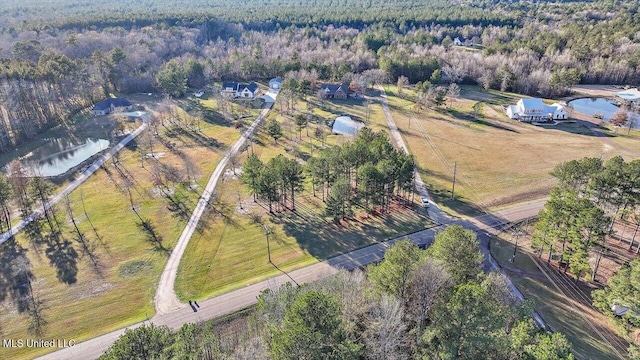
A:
26 137 109 177
568 97 639 128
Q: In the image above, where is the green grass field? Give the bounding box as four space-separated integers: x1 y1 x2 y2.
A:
0 100 241 360
175 92 436 300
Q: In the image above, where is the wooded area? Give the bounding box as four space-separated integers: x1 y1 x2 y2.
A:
532 156 640 281
101 231 575 360
241 128 416 221
1 0 640 150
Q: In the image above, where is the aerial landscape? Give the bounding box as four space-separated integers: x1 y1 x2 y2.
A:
0 0 639 359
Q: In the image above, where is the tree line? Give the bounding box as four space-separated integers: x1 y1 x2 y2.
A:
241 127 416 222
101 226 575 360
532 156 640 281
2 1 640 151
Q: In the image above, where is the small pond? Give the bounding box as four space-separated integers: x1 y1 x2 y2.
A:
568 97 640 129
25 137 109 177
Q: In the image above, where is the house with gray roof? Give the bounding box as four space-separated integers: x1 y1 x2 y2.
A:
269 77 283 92
221 82 260 99
320 83 348 99
93 97 133 116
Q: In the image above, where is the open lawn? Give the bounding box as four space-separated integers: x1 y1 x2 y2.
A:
384 85 640 216
175 93 435 300
0 100 241 359
491 230 629 360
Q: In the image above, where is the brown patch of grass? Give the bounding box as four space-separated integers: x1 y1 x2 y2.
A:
385 85 640 216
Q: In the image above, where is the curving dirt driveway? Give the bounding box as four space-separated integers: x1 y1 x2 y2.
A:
154 103 273 314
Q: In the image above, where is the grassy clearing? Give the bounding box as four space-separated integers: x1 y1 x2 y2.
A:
491 234 624 360
175 93 435 300
0 100 241 359
384 85 640 216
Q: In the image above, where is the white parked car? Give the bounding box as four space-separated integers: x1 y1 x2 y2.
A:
421 197 430 208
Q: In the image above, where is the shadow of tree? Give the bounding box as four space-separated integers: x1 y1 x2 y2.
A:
447 108 520 133
137 218 170 255
45 232 78 285
163 190 193 222
270 194 434 260
0 237 34 312
164 125 221 149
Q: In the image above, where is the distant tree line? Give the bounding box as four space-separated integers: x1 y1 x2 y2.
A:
101 227 575 359
2 0 640 150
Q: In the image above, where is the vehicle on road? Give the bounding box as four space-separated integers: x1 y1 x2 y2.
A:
421 197 430 208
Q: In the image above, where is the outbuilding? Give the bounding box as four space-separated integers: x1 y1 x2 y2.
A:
269 77 283 92
331 116 364 136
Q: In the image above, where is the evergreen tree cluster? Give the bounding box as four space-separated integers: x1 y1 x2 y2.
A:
532 156 640 281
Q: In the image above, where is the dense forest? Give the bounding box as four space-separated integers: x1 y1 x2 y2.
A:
0 0 640 151
100 233 576 360
1 0 640 149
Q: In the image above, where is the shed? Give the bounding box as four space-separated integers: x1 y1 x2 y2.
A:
332 116 364 136
269 77 283 91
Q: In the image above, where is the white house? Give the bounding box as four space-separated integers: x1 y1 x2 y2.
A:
453 37 463 46
221 82 259 99
548 103 568 120
269 77 283 92
505 98 568 122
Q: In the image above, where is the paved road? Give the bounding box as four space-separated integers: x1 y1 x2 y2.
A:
0 116 150 245
155 104 273 314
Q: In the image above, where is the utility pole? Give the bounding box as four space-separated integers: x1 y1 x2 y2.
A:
263 224 272 264
451 162 457 200
511 228 523 262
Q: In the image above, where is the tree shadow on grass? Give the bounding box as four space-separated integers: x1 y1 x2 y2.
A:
0 237 48 335
161 189 194 222
44 232 78 285
165 125 221 149
270 195 434 261
137 218 170 256
447 108 520 133
24 216 46 256
208 198 243 230
538 120 608 137
0 237 34 312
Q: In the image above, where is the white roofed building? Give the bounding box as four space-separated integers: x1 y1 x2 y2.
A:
331 116 364 136
505 98 568 122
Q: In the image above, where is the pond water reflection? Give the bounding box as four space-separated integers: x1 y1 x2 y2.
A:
26 137 109 177
568 97 639 129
